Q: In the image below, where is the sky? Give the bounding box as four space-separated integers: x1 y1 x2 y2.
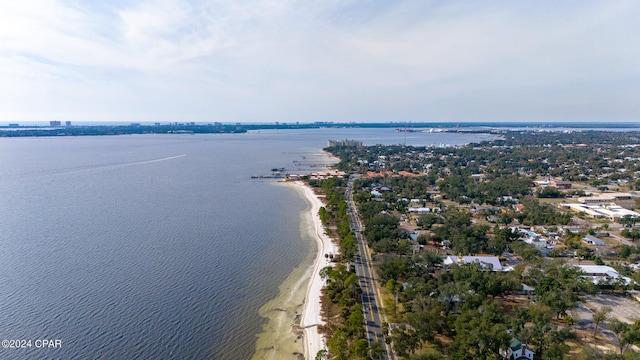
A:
0 0 639 124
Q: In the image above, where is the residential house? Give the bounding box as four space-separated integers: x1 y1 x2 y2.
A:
582 235 606 246
501 338 534 360
550 180 572 189
443 255 507 272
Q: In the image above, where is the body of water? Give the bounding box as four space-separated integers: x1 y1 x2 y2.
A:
0 129 490 359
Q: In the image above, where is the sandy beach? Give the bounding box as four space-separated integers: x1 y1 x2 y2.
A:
295 181 338 359
252 181 337 360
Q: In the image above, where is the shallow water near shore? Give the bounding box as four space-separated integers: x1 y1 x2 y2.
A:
252 247 315 359
252 183 318 360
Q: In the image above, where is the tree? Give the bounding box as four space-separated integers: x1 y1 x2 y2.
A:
389 325 421 357
327 329 349 360
498 211 515 226
580 345 624 360
537 187 564 198
530 263 595 320
315 349 327 360
351 338 369 358
379 258 409 282
621 228 640 241
516 303 572 359
319 207 328 225
417 213 440 229
489 226 520 255
369 340 385 360
409 352 444 360
510 241 541 261
620 215 638 228
608 319 640 355
449 300 510 359
593 306 612 338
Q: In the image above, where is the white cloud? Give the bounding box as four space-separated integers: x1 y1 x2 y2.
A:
0 0 639 122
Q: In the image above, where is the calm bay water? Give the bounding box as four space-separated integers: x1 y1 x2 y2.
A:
0 129 490 359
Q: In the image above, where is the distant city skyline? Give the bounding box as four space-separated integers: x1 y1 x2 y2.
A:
1 1 639 123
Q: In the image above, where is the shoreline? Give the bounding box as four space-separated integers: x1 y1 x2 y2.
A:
252 180 337 360
295 181 338 359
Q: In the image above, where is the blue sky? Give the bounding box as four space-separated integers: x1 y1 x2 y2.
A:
0 0 638 123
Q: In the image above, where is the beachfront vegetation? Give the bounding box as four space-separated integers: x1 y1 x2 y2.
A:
310 177 357 261
320 264 367 359
311 178 371 359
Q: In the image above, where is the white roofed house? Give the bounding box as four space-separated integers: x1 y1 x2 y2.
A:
443 255 510 272
471 174 485 183
408 207 431 214
577 265 633 286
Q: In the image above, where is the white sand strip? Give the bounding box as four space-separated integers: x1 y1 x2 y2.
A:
291 181 338 360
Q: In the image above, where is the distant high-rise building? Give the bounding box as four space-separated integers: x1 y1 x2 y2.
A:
327 139 363 147
50 121 61 127
65 121 72 127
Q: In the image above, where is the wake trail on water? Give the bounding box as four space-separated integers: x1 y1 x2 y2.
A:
126 155 186 166
9 155 187 180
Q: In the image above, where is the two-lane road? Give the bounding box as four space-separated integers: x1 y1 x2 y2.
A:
346 175 391 359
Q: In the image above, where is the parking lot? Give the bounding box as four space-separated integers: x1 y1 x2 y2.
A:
584 294 640 324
